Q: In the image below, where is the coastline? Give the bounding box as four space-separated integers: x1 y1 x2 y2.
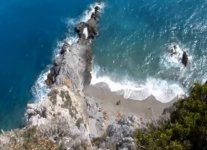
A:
84 84 176 120
0 2 178 149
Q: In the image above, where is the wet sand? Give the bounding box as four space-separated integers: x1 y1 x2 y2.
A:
84 83 178 120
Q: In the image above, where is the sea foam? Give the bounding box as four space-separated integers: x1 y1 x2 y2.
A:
90 43 188 103
80 2 105 23
161 43 192 69
91 66 186 103
31 68 51 102
31 2 105 101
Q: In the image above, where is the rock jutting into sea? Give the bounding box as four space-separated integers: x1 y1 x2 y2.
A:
0 2 173 150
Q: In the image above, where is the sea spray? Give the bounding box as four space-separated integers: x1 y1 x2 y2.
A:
32 2 105 101
160 43 192 69
91 0 207 103
31 69 51 101
91 67 185 103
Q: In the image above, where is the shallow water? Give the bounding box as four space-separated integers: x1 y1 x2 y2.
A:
92 0 207 102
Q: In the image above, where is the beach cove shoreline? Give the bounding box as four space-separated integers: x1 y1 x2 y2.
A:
0 2 178 149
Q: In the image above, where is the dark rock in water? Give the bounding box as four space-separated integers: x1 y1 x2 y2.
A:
52 57 62 78
94 6 100 20
45 73 53 86
95 6 99 11
74 6 100 41
45 56 63 86
45 67 59 86
182 51 188 67
47 5 100 87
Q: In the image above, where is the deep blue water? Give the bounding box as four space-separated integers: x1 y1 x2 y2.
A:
0 0 91 130
1 0 207 130
92 0 207 102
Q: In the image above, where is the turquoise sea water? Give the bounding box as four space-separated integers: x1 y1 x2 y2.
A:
92 0 207 102
1 0 207 130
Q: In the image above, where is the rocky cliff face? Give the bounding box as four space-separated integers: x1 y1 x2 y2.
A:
0 3 146 150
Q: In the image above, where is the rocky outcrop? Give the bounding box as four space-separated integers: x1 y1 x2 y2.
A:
168 43 190 67
46 4 100 89
0 86 93 149
0 3 103 150
0 2 156 150
94 115 145 150
25 3 103 149
75 6 99 41
26 86 92 149
45 56 63 86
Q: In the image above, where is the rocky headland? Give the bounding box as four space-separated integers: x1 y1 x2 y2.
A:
0 3 174 150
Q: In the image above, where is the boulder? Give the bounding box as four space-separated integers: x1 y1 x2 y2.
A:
182 51 188 67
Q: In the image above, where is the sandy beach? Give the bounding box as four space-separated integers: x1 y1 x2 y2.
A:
84 83 177 121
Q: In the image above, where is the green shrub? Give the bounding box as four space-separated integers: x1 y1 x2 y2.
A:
135 83 207 150
1 127 57 150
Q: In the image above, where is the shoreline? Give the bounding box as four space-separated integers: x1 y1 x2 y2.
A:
91 69 185 103
84 83 177 121
0 2 179 149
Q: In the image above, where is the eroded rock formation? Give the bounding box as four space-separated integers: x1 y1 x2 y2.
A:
0 3 150 150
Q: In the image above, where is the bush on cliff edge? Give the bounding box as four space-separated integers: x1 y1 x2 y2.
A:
135 83 207 150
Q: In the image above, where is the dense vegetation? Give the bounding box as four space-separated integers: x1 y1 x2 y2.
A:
135 83 207 150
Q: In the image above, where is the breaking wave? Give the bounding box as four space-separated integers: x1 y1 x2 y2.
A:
31 2 105 101
91 66 186 103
